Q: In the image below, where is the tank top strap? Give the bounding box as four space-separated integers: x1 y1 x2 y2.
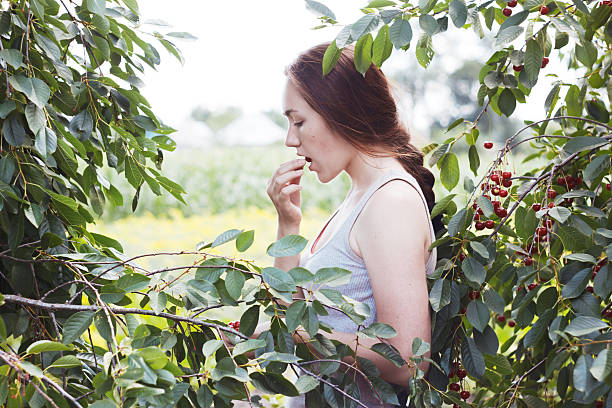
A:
341 170 430 235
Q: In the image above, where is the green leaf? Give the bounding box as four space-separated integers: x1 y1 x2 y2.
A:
431 194 456 218
429 278 451 312
35 127 57 158
0 49 22 69
116 272 150 292
27 340 73 354
584 155 609 186
49 355 81 369
354 33 373 75
419 15 438 35
361 322 398 339
473 325 498 355
261 267 296 292
295 375 319 394
211 228 242 248
232 339 267 357
148 291 166 314
476 195 494 218
499 10 529 31
439 152 459 191
461 336 485 378
267 235 308 257
9 76 50 108
225 270 245 300
495 26 524 46
87 0 106 16
69 110 94 141
305 0 336 20
371 343 406 367
314 267 352 287
449 0 467 27
565 315 608 336
239 305 259 337
415 34 434 68
498 88 516 117
197 386 213 408
563 136 608 154
468 145 480 176
524 39 543 85
372 25 393 67
590 349 612 382
389 17 412 48
287 267 314 285
122 0 139 14
286 300 307 332
202 339 224 357
447 208 467 237
236 230 255 252
302 305 319 337
411 337 430 356
2 113 26 146
62 311 94 344
482 289 505 315
462 257 486 285
467 300 490 332
322 41 342 76
367 0 396 7
561 268 590 299
548 206 571 223
351 14 380 38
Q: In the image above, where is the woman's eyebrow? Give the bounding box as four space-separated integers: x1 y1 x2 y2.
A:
283 109 297 117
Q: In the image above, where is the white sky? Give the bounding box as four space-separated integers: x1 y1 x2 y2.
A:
137 1 566 139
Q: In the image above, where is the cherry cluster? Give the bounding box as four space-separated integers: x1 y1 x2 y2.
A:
228 320 240 330
502 2 549 16
448 366 471 403
472 168 513 230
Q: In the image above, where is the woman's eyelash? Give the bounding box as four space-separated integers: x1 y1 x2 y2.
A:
293 121 303 127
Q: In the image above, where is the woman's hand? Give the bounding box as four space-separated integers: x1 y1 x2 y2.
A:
267 158 305 227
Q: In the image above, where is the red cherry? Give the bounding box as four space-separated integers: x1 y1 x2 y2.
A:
474 213 480 220
499 189 508 198
449 383 461 392
513 64 523 71
502 171 512 180
528 283 538 291
596 401 604 408
485 220 495 229
507 0 518 5
460 390 471 400
604 310 612 318
492 187 500 196
575 177 582 185
448 369 456 378
453 404 460 408
502 179 512 187
457 369 467 379
524 257 533 266
541 57 550 68
495 208 504 217
540 5 549 14
537 227 547 236
475 221 485 230
484 142 493 149
469 290 481 300
532 203 541 211
547 189 557 199
548 202 555 208
499 208 507 217
557 176 566 185
508 320 516 327
503 7 512 16
599 258 607 265
491 174 500 183
478 208 484 215
586 286 594 293
497 315 506 323
493 200 501 208
460 307 467 314
459 252 466 261
606 183 611 191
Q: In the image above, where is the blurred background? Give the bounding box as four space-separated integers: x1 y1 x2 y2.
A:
93 0 561 270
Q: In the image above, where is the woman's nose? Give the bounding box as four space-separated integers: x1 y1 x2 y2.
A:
285 129 300 148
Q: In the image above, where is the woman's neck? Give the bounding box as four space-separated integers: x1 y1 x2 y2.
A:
345 153 406 193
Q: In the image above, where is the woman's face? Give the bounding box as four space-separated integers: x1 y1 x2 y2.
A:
282 79 356 183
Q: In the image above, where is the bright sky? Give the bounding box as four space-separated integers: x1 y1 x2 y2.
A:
137 1 564 139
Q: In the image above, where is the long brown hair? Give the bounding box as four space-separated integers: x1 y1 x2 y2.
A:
286 43 439 223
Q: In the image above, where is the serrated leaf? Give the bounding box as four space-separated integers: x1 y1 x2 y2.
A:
439 152 459 191
314 267 351 287
563 136 608 154
372 25 393 67
565 315 608 336
202 339 224 357
225 270 245 300
476 195 494 218
267 235 308 257
474 325 498 355
211 229 242 248
148 291 166 314
27 340 73 354
87 0 106 16
35 127 57 158
429 278 451 312
305 0 336 19
461 336 485 378
525 39 543 85
322 41 342 76
467 300 490 332
590 349 612 382
286 300 307 332
49 355 81 369
389 17 412 48
448 208 467 237
371 343 406 367
351 14 380 39
431 194 456 218
62 311 94 344
261 267 296 292
462 257 486 285
235 230 254 252
354 33 373 75
232 339 267 357
449 0 467 27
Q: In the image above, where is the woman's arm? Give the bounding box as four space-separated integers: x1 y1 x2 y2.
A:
347 180 432 387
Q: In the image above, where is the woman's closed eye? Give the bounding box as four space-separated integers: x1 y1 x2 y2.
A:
293 121 304 128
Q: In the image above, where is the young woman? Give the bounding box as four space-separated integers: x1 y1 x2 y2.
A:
266 43 438 407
